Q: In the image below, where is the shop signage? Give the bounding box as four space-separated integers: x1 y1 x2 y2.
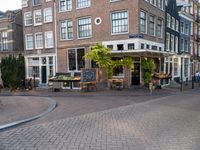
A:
129 34 144 39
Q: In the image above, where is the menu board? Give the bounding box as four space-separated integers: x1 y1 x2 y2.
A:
81 68 97 82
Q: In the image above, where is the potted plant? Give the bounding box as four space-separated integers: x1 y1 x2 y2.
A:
141 58 155 86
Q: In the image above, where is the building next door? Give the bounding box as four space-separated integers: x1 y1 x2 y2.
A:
41 66 47 84
131 63 140 85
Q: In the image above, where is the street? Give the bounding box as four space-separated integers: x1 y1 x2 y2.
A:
0 88 200 150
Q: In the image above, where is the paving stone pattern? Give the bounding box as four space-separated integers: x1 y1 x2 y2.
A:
1 93 200 150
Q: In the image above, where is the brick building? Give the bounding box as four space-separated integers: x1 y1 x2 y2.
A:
55 0 166 87
22 0 56 85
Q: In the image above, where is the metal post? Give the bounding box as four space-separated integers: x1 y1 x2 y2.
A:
180 57 183 92
192 75 194 89
33 73 36 88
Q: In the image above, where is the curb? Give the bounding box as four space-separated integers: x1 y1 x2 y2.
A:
0 97 57 131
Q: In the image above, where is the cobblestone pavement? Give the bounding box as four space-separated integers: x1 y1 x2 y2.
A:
1 90 200 149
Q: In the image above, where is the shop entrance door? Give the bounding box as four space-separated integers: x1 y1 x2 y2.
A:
131 63 140 85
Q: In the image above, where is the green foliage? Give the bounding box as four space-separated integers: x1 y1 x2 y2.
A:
0 54 25 90
141 58 155 84
85 43 133 77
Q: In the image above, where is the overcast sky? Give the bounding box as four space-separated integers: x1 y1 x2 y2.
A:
0 0 21 12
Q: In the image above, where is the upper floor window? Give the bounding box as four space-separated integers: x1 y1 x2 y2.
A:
167 13 170 28
140 10 147 34
157 18 163 38
44 8 53 23
150 0 155 5
77 0 91 9
34 10 42 26
149 15 155 36
1 31 8 51
60 20 73 40
180 22 184 34
33 0 41 6
157 0 163 10
111 11 128 34
175 20 179 32
45 31 54 48
59 0 72 12
25 34 33 50
78 17 92 38
35 33 43 49
185 24 189 35
24 12 32 26
171 17 175 30
166 32 170 51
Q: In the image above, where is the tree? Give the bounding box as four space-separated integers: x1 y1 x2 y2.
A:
141 58 155 84
0 54 25 90
85 43 133 78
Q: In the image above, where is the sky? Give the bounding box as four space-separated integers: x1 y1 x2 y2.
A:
0 0 21 12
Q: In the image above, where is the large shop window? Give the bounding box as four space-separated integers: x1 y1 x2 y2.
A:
112 57 124 76
68 48 85 71
28 57 40 78
184 58 189 77
174 58 178 76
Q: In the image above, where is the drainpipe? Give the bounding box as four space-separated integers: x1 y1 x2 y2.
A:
53 0 58 74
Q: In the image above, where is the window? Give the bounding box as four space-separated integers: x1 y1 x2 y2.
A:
35 33 43 49
166 32 170 51
176 20 179 31
128 43 135 50
33 0 41 6
184 58 189 77
174 58 178 76
34 10 42 26
45 31 54 48
171 35 174 52
117 44 124 50
111 11 128 34
59 0 72 12
77 0 91 9
157 0 163 10
180 39 184 51
184 40 188 52
149 15 155 35
78 17 92 38
172 17 175 30
107 45 113 50
180 22 184 33
167 13 170 28
175 36 178 53
185 24 189 35
68 48 85 71
28 57 39 78
60 20 73 40
44 8 52 23
24 12 32 26
140 10 147 34
150 0 155 5
141 43 145 49
49 56 54 77
1 31 8 51
157 18 162 37
25 34 33 50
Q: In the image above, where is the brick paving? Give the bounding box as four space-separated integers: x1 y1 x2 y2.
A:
0 90 200 149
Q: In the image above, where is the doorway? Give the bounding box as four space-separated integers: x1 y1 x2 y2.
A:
41 66 47 84
131 63 140 85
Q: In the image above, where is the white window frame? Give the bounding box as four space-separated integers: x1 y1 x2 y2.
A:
44 7 53 23
35 32 43 49
25 34 34 50
140 10 147 34
77 16 92 39
59 0 72 12
111 10 129 35
60 20 73 40
34 9 42 26
24 12 32 26
45 31 54 48
76 0 91 9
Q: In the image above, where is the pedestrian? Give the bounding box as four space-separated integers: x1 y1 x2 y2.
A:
195 71 199 82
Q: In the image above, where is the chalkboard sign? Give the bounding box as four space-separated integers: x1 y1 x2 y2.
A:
81 68 97 82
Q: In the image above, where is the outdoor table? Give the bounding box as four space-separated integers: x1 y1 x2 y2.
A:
80 81 97 92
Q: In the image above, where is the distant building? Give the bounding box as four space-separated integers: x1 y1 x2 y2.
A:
0 9 23 61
